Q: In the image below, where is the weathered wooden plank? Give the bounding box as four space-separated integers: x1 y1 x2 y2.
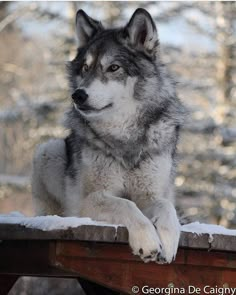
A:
0 224 128 243
1 239 236 295
0 223 236 252
55 241 236 268
211 234 236 251
54 241 236 295
180 232 236 252
180 232 210 249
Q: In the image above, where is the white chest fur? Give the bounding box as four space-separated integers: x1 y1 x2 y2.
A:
80 147 173 208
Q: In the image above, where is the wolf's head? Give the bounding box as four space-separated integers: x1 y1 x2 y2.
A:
66 8 185 165
66 8 185 148
68 9 171 118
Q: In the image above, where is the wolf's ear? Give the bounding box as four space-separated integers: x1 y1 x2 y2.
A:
124 8 158 53
75 10 103 47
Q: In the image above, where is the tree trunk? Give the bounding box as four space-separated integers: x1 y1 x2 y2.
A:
215 1 235 104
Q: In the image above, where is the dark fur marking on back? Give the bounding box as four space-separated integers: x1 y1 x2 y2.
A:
65 132 81 180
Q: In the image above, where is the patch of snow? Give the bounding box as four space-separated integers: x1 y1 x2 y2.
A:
182 221 236 236
208 235 214 243
1 213 236 237
0 212 120 231
0 174 30 188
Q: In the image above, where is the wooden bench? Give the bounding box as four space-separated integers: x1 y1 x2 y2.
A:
0 223 236 295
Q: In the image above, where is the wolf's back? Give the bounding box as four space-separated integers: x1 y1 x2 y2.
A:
31 138 66 215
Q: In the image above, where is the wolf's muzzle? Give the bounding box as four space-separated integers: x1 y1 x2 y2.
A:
72 89 88 105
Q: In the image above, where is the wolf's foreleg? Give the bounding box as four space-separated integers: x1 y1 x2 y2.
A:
79 191 162 262
142 199 180 263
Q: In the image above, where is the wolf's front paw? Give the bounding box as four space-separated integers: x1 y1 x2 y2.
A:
129 221 162 263
152 214 180 264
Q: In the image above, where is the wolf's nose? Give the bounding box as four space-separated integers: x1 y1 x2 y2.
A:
72 89 88 105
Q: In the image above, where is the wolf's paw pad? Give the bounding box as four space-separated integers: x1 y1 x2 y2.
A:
129 223 162 263
155 252 175 264
138 248 161 263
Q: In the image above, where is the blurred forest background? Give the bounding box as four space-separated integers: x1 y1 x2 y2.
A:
0 1 235 294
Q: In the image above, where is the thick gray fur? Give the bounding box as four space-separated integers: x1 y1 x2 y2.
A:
32 8 186 263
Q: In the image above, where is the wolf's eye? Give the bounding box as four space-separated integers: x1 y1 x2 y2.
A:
107 64 120 72
82 64 89 73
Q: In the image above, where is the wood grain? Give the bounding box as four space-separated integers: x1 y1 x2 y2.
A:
0 223 236 252
0 239 236 295
54 241 236 294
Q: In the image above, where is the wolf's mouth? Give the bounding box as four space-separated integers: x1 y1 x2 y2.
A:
75 103 113 113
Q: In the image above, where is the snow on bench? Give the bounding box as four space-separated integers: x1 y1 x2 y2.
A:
0 212 236 252
1 212 236 294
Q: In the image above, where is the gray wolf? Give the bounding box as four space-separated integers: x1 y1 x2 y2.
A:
32 8 186 263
